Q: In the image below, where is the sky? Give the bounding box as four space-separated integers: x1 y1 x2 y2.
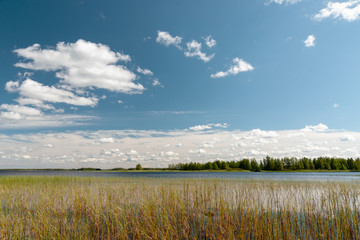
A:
1 0 360 168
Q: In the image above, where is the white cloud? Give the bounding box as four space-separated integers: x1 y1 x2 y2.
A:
15 97 58 111
14 39 143 93
204 36 216 48
212 123 229 128
211 58 254 78
160 151 178 157
0 104 42 117
248 129 279 138
189 125 213 131
137 66 153 76
152 78 163 87
184 40 214 62
0 114 95 129
156 31 182 48
339 134 355 141
7 78 98 107
266 0 302 5
101 149 122 156
117 100 123 104
302 123 328 132
99 137 115 143
189 123 228 131
5 81 19 92
314 0 360 22
156 31 215 63
333 103 339 108
304 35 316 47
117 53 131 62
0 111 23 120
190 149 207 154
127 149 138 155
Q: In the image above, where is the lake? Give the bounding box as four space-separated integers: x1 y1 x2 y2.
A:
0 170 360 181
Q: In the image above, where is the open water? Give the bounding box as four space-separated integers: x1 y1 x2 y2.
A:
0 170 360 181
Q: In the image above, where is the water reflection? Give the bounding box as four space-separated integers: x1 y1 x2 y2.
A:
0 170 360 181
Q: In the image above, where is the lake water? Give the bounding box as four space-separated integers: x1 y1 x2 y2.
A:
0 170 360 181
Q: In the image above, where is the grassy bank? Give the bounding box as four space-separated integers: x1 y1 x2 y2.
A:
0 176 359 239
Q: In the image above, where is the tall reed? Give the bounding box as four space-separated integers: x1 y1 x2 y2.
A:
0 176 358 239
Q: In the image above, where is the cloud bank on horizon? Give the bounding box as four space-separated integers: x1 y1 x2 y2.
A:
1 124 359 168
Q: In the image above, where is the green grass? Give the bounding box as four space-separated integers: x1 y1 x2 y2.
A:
0 176 359 239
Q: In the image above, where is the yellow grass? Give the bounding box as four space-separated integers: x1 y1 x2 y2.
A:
0 176 359 239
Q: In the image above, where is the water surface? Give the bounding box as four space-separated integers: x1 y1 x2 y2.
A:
0 170 360 181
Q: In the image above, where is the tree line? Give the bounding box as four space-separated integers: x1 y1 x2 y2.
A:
168 156 360 171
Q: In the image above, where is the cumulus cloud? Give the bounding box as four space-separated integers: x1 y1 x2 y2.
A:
156 31 215 63
6 79 98 107
14 39 143 93
0 111 23 120
152 78 163 87
0 104 42 118
184 40 215 62
302 123 328 132
1 39 154 128
314 0 360 22
189 123 229 131
189 125 213 131
15 97 59 111
156 31 182 48
204 36 216 48
137 66 153 76
211 58 254 78
304 35 316 47
5 81 19 92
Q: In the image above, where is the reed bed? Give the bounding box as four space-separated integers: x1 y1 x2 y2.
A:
0 176 359 239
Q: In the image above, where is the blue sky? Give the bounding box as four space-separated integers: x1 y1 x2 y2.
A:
1 0 360 167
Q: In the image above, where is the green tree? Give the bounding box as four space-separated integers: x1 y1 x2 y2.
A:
242 159 251 170
250 159 260 172
347 158 355 170
136 164 143 170
274 159 283 171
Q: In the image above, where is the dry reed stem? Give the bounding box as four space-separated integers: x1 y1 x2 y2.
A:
0 176 358 239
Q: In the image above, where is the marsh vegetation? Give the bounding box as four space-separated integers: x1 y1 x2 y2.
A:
0 176 359 239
